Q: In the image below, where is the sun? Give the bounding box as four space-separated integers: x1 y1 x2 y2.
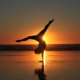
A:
43 37 46 41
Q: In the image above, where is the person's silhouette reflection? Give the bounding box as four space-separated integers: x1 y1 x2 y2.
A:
35 62 46 80
16 19 54 61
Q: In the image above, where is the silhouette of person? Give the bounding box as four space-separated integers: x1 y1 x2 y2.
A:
35 62 46 80
16 19 54 61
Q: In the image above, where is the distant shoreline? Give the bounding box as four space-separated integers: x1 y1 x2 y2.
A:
0 44 80 51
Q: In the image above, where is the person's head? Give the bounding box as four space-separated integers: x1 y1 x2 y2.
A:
34 48 43 54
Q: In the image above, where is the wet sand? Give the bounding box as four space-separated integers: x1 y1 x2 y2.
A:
0 51 80 80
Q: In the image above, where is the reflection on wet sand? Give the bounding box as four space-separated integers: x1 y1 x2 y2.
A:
35 62 46 80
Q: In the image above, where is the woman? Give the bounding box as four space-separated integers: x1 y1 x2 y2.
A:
16 19 54 61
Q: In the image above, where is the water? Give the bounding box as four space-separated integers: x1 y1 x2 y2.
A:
0 51 80 80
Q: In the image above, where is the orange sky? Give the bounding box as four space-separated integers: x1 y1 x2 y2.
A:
0 0 80 44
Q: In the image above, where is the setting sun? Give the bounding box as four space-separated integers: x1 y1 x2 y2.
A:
43 37 46 41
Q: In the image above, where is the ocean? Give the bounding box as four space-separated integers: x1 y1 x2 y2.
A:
0 51 80 80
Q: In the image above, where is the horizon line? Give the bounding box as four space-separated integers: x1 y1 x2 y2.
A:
0 44 80 45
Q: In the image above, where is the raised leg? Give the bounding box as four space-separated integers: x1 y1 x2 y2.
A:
37 19 54 38
16 35 36 42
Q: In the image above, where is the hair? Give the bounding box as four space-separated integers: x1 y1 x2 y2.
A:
34 48 43 54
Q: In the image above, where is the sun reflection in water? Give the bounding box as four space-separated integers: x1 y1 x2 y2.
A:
43 51 46 65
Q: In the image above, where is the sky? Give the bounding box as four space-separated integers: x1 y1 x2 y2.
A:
0 0 80 44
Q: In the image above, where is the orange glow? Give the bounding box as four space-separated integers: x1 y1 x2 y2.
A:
42 34 56 44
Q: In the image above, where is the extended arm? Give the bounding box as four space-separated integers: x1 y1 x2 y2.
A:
37 19 54 37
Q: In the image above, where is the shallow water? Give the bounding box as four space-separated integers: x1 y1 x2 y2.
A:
0 51 80 80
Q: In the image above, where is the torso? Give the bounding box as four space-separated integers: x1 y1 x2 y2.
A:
34 40 46 54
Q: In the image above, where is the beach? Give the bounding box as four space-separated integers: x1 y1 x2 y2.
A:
0 51 80 80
